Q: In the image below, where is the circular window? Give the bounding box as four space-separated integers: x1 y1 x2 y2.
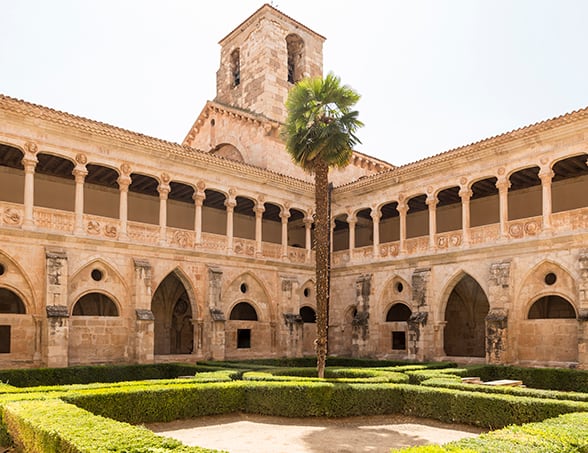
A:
544 272 557 286
91 269 103 282
303 288 310 298
0 263 5 276
210 119 216 127
240 283 248 294
395 282 404 293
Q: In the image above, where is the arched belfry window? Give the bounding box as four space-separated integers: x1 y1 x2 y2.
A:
231 49 241 87
286 34 304 84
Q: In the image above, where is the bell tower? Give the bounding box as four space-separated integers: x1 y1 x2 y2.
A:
214 4 325 122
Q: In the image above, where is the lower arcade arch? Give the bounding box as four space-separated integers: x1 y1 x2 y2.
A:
518 294 578 364
72 293 118 316
0 288 27 355
443 274 489 357
151 273 194 355
300 306 317 354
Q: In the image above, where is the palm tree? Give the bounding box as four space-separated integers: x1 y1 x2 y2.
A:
282 73 362 378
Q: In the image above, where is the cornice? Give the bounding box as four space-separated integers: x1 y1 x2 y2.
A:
0 94 314 195
334 105 588 195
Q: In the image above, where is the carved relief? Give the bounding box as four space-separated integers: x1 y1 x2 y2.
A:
489 261 510 288
412 268 430 307
3 208 21 225
25 142 38 155
75 153 87 165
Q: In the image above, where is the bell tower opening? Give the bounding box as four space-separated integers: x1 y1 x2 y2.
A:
214 4 324 122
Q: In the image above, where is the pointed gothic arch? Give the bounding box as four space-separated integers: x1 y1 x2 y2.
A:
151 271 194 355
443 273 489 357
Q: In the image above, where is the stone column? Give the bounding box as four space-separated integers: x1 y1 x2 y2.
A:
577 251 588 369
117 165 131 240
225 195 236 254
193 187 205 245
72 155 88 235
280 207 290 260
254 201 265 257
486 261 512 364
459 187 472 245
539 167 554 231
352 274 372 357
304 215 313 261
158 175 170 246
371 208 381 258
208 267 225 360
44 249 69 367
397 201 408 253
496 177 511 238
408 268 431 361
426 194 437 249
133 259 154 363
22 142 39 229
347 215 357 260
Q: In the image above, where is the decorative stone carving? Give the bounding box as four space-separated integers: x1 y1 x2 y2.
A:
210 307 226 321
87 220 101 235
489 261 510 288
135 309 155 321
25 141 38 155
46 305 69 318
208 267 223 308
412 268 430 307
3 208 21 225
486 309 508 364
120 162 131 175
103 224 117 238
75 153 87 165
160 172 171 184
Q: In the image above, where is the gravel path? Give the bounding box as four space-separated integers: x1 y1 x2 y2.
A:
148 413 484 453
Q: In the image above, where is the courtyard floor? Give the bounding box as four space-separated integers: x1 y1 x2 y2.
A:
147 413 485 453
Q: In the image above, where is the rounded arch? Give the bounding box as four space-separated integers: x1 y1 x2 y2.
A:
299 305 316 323
0 288 26 314
0 251 37 314
286 33 304 84
72 292 119 316
443 273 489 357
229 301 258 321
211 143 244 163
528 295 576 319
385 303 412 322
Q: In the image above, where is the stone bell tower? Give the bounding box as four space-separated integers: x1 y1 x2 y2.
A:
214 4 325 122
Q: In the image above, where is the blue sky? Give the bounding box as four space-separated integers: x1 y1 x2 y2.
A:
3 1 588 165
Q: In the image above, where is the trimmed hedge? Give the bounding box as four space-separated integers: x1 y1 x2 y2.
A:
242 367 409 384
2 399 221 452
0 363 212 387
63 382 246 424
391 411 588 452
60 380 588 429
421 377 588 402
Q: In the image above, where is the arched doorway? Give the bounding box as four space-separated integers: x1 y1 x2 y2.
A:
386 303 412 351
152 273 193 355
444 274 489 357
229 302 258 349
300 305 317 355
0 288 26 354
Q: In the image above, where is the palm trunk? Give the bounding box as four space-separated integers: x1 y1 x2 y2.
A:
314 159 329 378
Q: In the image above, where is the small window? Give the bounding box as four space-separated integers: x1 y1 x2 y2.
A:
303 288 310 298
240 283 248 294
392 331 406 350
0 326 10 353
0 264 5 276
237 329 251 349
395 282 404 293
544 272 557 285
91 269 103 282
286 34 304 84
231 49 240 87
0 289 26 314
